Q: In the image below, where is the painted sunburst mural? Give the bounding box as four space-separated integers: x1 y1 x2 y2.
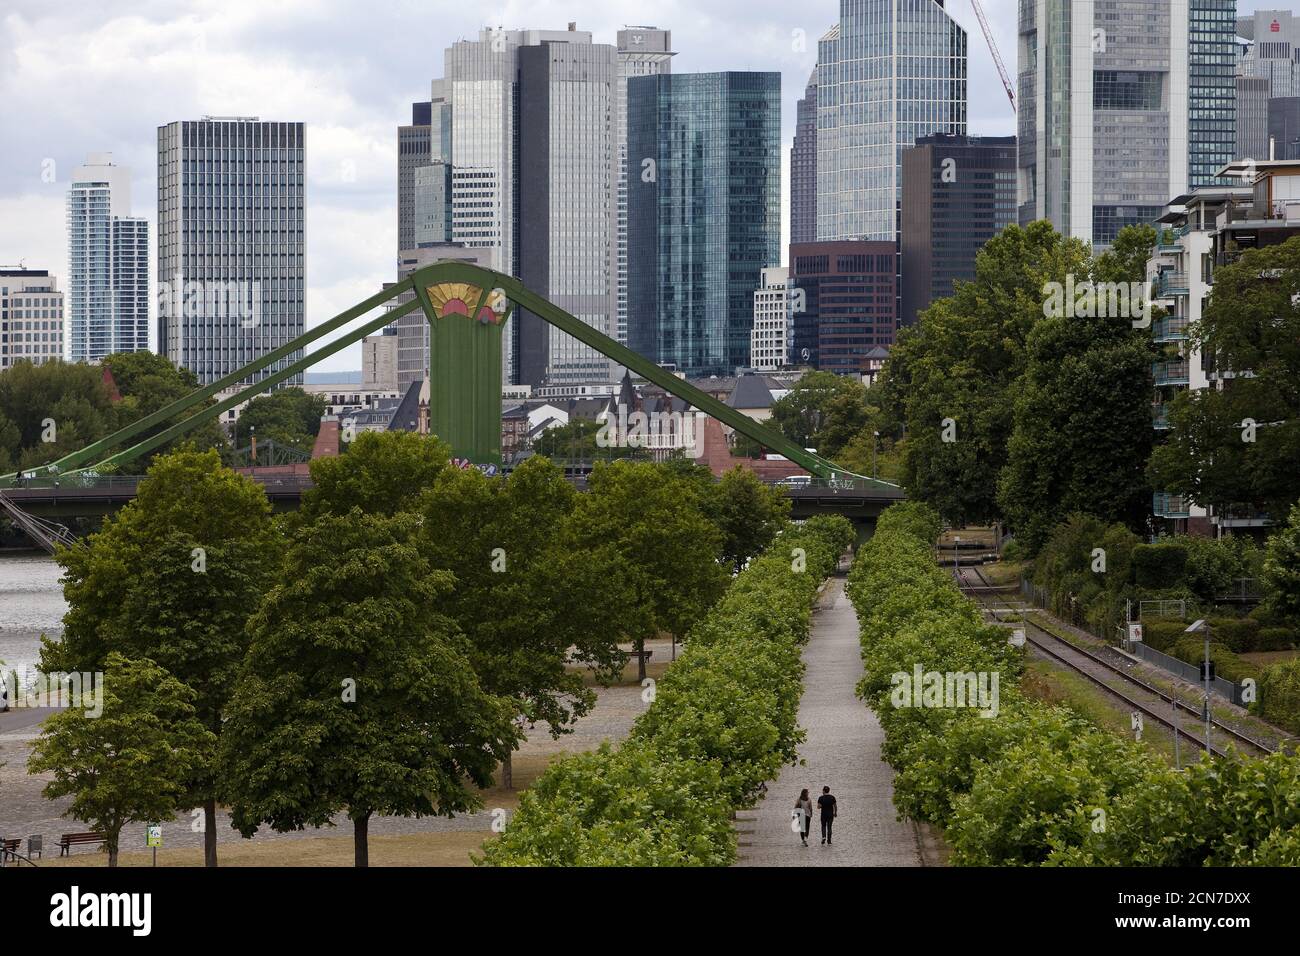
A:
425 283 507 325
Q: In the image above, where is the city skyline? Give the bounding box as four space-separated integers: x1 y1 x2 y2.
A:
0 0 1283 374
0 0 1029 375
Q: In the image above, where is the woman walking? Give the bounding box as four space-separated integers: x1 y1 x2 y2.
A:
795 788 813 846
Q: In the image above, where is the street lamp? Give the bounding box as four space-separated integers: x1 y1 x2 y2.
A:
872 430 880 479
1185 619 1212 756
954 534 961 583
249 424 257 463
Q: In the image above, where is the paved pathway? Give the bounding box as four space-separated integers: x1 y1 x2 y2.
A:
735 576 922 867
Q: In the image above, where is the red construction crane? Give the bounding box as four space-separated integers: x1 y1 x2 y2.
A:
969 0 1016 114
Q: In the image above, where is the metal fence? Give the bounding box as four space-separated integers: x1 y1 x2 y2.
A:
1128 641 1242 705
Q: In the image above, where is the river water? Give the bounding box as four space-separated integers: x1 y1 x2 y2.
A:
0 552 65 679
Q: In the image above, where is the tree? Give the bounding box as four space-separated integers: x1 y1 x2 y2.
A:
562 461 729 680
997 225 1157 552
419 456 626 785
234 387 327 452
706 466 792 571
297 430 449 522
100 351 229 464
42 447 279 867
1263 501 1300 623
1148 236 1300 520
220 510 520 866
531 418 631 461
879 221 1092 524
28 653 215 867
769 371 869 458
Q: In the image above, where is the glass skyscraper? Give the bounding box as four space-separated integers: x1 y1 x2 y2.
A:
627 71 781 378
67 153 149 363
815 0 968 242
157 117 305 386
1019 1 1237 247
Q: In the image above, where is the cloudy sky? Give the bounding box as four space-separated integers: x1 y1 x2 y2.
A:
0 0 1275 373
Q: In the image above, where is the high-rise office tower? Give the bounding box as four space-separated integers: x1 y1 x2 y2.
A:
442 25 616 386
516 38 621 387
628 72 781 378
398 101 433 255
157 117 305 386
1236 11 1300 160
787 241 897 374
815 1 967 243
1 269 65 370
901 134 1017 326
1236 76 1271 159
1018 1 1236 247
790 69 818 246
66 153 149 363
616 27 675 348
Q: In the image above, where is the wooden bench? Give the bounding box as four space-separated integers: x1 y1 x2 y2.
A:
1 838 18 863
58 832 105 856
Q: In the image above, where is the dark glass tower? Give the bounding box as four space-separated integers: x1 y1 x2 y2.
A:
791 69 818 246
1188 0 1238 188
627 72 781 378
901 133 1017 326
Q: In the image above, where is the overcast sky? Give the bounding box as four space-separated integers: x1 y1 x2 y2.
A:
0 1 1278 372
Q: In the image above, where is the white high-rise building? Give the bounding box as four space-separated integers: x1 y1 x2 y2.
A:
750 267 789 372
66 153 149 363
1 269 65 369
157 117 305 387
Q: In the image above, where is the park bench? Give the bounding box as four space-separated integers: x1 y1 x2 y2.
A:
623 648 653 668
57 832 105 856
1 838 19 863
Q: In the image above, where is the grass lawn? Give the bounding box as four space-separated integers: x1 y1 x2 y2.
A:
37 830 496 867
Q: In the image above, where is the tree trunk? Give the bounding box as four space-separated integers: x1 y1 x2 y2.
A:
637 637 647 682
502 751 513 790
354 812 370 868
107 830 119 868
204 799 218 867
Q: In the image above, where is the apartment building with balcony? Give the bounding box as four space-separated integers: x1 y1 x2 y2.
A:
1146 158 1300 534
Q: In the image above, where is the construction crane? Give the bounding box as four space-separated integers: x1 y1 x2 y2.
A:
969 0 1016 114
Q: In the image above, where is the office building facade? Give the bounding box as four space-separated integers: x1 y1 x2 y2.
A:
788 241 897 375
66 153 149 363
1019 1 1236 247
157 117 305 386
791 69 818 246
816 1 968 243
616 28 675 347
901 134 1017 325
628 71 782 378
1 269 64 370
750 267 789 372
516 39 621 387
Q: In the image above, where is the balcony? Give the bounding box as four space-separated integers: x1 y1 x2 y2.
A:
1153 492 1191 519
1151 404 1169 430
1152 359 1190 386
1157 271 1189 296
1152 317 1188 342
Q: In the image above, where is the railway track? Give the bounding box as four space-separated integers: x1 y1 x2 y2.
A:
957 564 1275 758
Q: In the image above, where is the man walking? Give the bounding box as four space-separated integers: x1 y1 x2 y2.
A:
817 786 837 845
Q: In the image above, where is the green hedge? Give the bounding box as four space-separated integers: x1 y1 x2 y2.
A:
1256 659 1300 737
479 514 855 866
1143 616 1296 655
849 500 1300 867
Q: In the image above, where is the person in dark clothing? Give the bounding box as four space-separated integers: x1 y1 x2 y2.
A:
817 786 837 844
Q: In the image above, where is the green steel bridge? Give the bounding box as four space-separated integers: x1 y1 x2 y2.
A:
0 262 902 547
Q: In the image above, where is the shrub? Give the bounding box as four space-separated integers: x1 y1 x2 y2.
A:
1132 541 1189 589
1255 658 1300 737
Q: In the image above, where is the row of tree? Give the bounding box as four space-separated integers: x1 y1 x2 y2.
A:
33 436 792 865
0 352 328 474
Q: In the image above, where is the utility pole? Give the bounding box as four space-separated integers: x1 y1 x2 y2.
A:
1185 619 1213 757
